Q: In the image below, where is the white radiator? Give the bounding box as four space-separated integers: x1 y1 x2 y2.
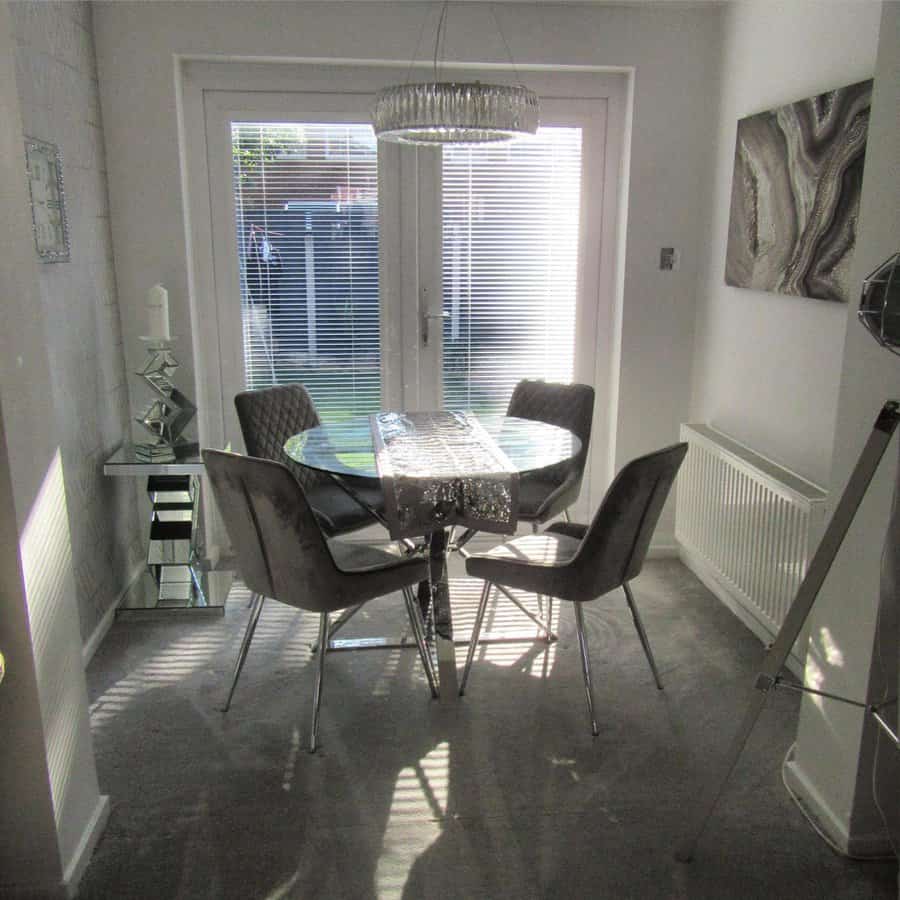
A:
675 424 828 677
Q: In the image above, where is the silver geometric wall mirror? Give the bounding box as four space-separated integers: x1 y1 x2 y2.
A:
24 136 71 263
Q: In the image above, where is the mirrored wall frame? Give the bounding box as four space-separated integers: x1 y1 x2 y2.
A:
24 136 71 263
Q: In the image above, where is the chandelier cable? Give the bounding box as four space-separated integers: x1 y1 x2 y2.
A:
403 3 433 86
405 1 523 88
433 1 450 82
489 3 521 85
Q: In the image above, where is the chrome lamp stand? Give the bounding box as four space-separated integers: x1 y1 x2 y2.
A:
676 399 900 862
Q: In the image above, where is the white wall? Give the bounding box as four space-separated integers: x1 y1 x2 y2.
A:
0 4 108 893
10 0 143 645
784 1 900 857
689 0 899 856
689 1 882 489
92 0 723 545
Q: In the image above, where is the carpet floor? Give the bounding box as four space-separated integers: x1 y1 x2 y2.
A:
78 559 898 899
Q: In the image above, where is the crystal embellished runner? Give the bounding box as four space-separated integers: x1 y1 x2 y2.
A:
372 411 520 540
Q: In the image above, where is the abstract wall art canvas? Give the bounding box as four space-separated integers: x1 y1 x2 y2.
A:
725 79 872 303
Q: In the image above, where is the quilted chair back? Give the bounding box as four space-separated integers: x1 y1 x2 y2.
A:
234 384 324 490
571 443 688 601
506 379 595 486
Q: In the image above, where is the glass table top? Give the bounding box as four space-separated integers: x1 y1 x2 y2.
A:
284 413 581 479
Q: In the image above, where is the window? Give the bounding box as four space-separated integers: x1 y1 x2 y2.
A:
231 122 380 421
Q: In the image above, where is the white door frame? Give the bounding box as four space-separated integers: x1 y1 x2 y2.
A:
179 59 627 541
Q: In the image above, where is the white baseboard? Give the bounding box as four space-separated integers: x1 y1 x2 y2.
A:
82 565 144 666
782 754 894 858
62 793 110 899
647 541 679 559
677 543 806 679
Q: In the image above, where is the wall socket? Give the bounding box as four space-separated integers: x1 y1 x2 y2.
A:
660 247 680 271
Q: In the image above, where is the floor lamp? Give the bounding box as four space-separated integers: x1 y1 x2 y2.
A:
677 250 900 862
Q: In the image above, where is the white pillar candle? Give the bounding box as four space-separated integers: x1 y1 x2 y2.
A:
146 284 170 340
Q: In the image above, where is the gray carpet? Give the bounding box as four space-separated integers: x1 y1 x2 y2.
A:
78 559 897 899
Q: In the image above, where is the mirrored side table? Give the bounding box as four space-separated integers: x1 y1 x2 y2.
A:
104 445 231 618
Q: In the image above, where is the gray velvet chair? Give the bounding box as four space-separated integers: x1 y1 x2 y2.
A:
234 383 384 537
506 379 595 528
202 449 436 752
459 442 688 736
452 379 596 643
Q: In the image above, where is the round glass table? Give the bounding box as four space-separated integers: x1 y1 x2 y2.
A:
284 413 580 480
284 412 581 701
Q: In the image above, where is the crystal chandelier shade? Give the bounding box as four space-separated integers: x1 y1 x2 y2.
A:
373 81 539 145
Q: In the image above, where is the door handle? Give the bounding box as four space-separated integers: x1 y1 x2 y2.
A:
421 310 449 346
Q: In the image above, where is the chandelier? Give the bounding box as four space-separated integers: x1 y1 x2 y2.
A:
372 3 539 145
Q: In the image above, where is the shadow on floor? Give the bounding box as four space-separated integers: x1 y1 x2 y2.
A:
78 560 897 899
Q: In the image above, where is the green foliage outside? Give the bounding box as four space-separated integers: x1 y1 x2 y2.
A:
232 125 305 186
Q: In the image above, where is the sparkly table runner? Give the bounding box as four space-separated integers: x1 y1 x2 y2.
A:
372 411 519 540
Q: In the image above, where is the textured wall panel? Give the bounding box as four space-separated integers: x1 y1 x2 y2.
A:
11 1 142 643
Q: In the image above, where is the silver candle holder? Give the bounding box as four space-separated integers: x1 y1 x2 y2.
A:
134 337 197 462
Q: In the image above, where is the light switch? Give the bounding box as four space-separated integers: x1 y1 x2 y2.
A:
660 247 680 271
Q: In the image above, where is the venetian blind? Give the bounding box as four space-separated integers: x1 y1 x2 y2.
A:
231 122 381 421
441 127 582 415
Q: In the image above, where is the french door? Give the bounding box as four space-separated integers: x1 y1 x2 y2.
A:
203 79 614 513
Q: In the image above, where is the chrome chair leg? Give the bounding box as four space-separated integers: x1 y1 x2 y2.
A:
221 592 265 712
403 587 439 699
311 602 363 652
309 612 329 753
459 581 492 696
623 582 663 690
573 601 600 736
492 582 557 640
453 528 477 554
531 521 546 619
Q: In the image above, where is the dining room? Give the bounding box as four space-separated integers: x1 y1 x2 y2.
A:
1 1 898 898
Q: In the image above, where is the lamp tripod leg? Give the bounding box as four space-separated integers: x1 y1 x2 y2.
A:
675 400 900 862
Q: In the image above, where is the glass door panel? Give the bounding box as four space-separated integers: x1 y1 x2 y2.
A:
230 122 381 421
440 127 583 414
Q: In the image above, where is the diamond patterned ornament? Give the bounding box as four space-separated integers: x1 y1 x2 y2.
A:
134 338 197 462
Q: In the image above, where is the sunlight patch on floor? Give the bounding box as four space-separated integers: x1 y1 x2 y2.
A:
449 577 559 675
376 741 450 896
371 646 405 697
281 726 302 792
90 629 229 729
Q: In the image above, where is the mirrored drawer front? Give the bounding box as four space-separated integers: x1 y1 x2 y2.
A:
147 474 195 505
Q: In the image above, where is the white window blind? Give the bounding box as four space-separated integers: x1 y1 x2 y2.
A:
441 127 583 414
231 122 381 421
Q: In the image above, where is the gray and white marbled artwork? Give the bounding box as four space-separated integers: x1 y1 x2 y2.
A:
725 79 872 303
